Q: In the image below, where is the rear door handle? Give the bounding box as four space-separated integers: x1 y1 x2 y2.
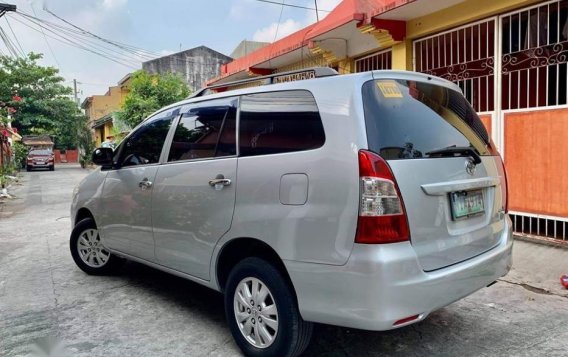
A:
138 178 153 190
209 174 231 190
208 178 231 186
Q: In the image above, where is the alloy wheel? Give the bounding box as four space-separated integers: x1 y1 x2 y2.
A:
76 228 110 268
233 277 279 348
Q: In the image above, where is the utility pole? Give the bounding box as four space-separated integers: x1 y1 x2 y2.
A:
0 3 17 18
73 79 79 106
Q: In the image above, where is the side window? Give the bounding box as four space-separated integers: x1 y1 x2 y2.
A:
168 98 237 162
239 90 325 157
119 107 179 167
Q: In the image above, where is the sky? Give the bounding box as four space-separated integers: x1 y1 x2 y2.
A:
0 0 342 103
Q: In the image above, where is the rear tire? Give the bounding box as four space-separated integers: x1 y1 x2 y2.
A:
70 218 124 275
225 257 313 357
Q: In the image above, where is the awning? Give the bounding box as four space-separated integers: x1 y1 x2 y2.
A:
91 114 113 129
209 0 414 86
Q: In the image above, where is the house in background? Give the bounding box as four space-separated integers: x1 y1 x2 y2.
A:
230 40 269 59
81 73 132 146
209 0 568 243
142 46 232 92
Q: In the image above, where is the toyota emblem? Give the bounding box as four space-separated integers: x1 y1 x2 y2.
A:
465 159 476 175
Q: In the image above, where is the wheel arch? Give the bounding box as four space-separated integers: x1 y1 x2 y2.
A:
215 238 295 295
74 207 95 227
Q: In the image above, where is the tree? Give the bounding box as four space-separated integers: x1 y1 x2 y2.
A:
118 70 190 128
0 53 84 149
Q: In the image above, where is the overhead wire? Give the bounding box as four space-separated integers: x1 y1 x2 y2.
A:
43 6 160 59
14 10 220 68
4 17 25 55
17 11 153 63
31 6 60 67
8 14 138 69
253 0 330 12
18 13 151 64
0 26 23 57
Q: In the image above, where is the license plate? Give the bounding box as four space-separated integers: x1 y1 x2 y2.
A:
449 189 485 220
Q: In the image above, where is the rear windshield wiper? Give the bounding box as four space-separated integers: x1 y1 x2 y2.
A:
425 146 481 164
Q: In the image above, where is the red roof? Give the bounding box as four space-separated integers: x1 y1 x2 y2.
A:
212 0 415 84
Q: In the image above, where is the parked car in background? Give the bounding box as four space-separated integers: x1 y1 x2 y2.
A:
26 149 55 171
70 68 512 357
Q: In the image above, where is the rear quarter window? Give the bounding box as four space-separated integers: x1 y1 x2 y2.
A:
362 79 492 160
239 90 325 157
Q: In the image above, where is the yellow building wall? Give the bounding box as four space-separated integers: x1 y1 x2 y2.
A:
86 86 128 123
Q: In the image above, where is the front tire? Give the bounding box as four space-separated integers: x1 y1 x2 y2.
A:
26 166 31 172
49 165 54 171
225 257 313 357
70 218 124 275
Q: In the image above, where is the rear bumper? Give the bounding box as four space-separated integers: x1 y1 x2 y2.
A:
285 217 513 331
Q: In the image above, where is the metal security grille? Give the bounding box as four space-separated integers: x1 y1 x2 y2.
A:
355 50 392 72
413 19 496 113
501 0 568 109
510 213 568 240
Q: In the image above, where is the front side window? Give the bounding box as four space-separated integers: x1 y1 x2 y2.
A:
119 107 179 167
168 98 237 162
239 90 325 157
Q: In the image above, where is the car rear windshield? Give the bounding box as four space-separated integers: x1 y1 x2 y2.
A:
362 79 493 160
29 150 52 155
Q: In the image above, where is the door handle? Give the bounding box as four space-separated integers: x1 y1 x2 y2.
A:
209 174 231 190
138 178 153 190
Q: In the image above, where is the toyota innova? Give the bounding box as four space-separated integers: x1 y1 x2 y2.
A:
70 68 512 357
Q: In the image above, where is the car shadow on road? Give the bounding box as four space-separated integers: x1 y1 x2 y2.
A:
111 260 484 357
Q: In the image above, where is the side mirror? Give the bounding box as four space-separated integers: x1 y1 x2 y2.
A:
92 147 114 169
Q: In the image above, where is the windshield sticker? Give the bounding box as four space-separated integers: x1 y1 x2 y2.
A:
377 81 403 98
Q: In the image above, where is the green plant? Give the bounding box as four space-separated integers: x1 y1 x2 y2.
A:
0 163 18 188
118 70 190 128
12 141 28 169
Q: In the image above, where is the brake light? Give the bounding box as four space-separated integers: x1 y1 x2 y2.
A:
355 150 410 244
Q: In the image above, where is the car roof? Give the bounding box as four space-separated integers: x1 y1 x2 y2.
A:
142 70 462 124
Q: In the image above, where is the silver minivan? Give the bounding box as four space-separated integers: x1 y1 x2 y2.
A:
70 68 512 357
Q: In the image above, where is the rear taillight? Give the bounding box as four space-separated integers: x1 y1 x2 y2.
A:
355 150 410 244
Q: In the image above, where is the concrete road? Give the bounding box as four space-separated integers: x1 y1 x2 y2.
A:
1 165 568 357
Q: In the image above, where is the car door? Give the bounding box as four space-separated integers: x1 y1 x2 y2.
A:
152 97 238 280
99 107 179 262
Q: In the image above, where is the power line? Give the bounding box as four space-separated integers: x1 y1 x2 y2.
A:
0 26 23 57
8 14 138 69
253 0 330 12
31 6 60 67
15 11 226 68
42 7 160 59
4 17 25 55
274 0 286 42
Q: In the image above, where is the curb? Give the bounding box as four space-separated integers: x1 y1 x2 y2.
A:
514 234 568 250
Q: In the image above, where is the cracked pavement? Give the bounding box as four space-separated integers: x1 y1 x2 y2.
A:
1 164 567 356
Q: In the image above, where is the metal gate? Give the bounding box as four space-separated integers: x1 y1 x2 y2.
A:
355 49 392 72
413 0 568 242
413 18 496 114
500 0 568 241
